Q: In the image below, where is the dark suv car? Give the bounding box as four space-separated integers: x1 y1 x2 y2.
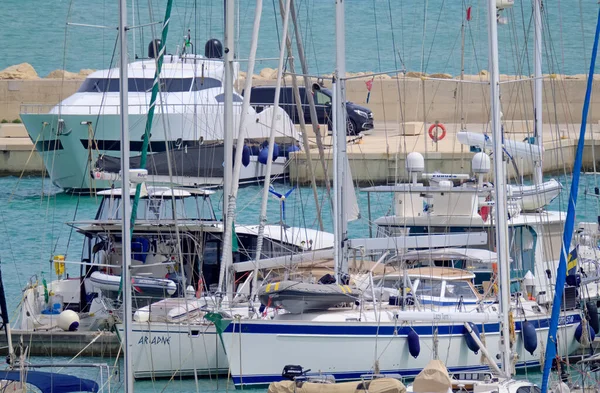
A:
243 83 374 135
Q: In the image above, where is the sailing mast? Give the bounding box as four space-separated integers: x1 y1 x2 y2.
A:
252 0 291 281
223 0 234 227
486 0 512 378
333 0 349 282
218 0 263 296
117 0 134 391
533 0 543 185
540 6 600 393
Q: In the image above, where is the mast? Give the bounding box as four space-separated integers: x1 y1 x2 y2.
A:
252 0 291 279
533 0 543 185
117 0 134 391
333 0 348 281
218 0 263 296
540 6 600 393
223 0 234 225
486 0 511 378
0 266 14 365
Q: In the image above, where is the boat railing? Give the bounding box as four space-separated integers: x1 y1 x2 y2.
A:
20 103 243 116
25 362 112 393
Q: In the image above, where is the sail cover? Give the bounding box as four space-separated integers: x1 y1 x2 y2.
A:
0 371 99 393
268 378 406 393
412 360 452 393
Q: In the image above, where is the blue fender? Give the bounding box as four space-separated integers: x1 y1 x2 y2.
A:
522 320 538 355
463 323 480 354
407 330 420 359
241 145 250 167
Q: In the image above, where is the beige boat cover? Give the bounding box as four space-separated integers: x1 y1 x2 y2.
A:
268 378 406 393
412 360 452 393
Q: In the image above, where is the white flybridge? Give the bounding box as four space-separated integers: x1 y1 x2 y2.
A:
20 39 301 192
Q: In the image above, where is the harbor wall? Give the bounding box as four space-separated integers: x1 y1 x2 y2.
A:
0 80 81 122
0 74 597 125
1 69 600 179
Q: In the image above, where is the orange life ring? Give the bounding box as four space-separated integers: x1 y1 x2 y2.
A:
428 123 446 142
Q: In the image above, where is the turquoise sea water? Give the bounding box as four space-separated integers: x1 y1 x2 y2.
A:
1 0 599 77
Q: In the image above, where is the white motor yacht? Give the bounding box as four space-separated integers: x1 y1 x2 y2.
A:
20 39 301 192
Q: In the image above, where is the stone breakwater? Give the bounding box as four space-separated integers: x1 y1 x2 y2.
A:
2 63 599 125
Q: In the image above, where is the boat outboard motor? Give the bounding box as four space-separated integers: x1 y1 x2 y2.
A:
204 38 223 59
148 39 163 58
282 365 308 381
318 273 336 285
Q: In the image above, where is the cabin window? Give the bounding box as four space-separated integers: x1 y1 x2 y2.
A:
214 93 243 103
96 195 215 221
516 387 541 393
414 280 443 298
443 281 477 300
148 199 162 219
235 235 257 262
201 237 221 289
192 77 222 91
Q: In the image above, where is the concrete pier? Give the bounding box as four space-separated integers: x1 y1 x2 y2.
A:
291 121 600 185
0 124 43 174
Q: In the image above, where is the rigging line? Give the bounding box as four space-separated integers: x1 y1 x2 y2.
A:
386 0 408 184
7 127 44 205
371 0 383 72
423 0 447 73
272 0 282 52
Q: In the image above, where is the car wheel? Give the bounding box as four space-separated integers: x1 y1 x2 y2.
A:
346 119 357 136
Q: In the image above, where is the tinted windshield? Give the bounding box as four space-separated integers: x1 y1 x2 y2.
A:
443 281 477 300
415 280 443 298
78 77 221 93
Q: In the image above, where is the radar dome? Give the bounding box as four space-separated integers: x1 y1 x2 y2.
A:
148 39 163 59
405 152 425 174
205 39 223 59
472 152 491 174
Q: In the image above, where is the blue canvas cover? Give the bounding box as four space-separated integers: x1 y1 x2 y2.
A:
0 370 99 393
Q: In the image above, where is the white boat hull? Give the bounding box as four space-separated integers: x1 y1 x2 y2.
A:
21 107 295 192
221 311 582 387
117 321 228 378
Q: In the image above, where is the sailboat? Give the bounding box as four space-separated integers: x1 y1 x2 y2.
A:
0 251 108 393
219 0 583 387
104 0 338 380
